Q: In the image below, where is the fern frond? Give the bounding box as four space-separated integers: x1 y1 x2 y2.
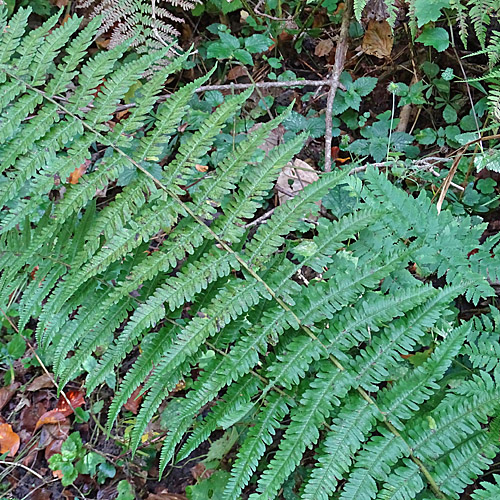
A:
222 392 291 500
251 363 352 500
301 395 377 500
339 428 408 500
472 475 500 499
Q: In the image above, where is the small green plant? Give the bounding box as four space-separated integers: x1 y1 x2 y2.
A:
48 432 116 487
204 24 273 66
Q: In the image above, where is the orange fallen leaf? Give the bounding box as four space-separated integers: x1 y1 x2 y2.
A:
35 390 85 431
195 164 208 173
56 389 85 416
0 423 20 457
362 20 393 59
35 409 67 431
67 160 89 185
115 109 130 121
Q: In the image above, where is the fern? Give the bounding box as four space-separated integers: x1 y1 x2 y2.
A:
2 8 500 500
77 0 199 73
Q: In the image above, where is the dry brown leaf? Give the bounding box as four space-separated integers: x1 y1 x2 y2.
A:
20 402 47 433
95 36 111 50
276 159 320 206
0 423 20 457
27 373 54 392
31 489 51 500
115 109 130 121
315 39 334 58
0 382 20 411
35 409 67 431
124 386 143 415
227 65 247 81
45 437 65 461
191 462 213 481
361 20 393 59
39 419 71 449
248 123 285 156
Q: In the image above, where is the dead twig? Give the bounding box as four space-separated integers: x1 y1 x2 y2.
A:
324 0 352 172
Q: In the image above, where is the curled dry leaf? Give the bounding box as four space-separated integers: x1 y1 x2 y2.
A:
35 389 85 430
361 20 393 59
315 38 334 58
0 423 20 457
0 382 20 411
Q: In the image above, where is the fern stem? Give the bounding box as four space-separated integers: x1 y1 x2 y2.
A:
5 71 449 499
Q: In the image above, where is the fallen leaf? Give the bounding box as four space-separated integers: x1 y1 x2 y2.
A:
44 437 65 461
39 419 70 449
227 65 247 81
35 409 67 431
0 423 20 457
56 389 85 416
67 160 90 185
52 468 64 479
95 36 110 50
27 373 54 392
115 109 130 121
315 39 334 57
0 382 20 411
124 386 143 415
276 159 320 206
35 390 85 430
248 123 285 156
31 489 51 500
195 164 209 173
29 265 39 280
20 401 48 434
191 462 212 481
361 20 393 59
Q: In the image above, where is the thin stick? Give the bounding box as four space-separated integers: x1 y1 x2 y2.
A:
195 79 332 93
324 0 352 172
0 460 44 481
